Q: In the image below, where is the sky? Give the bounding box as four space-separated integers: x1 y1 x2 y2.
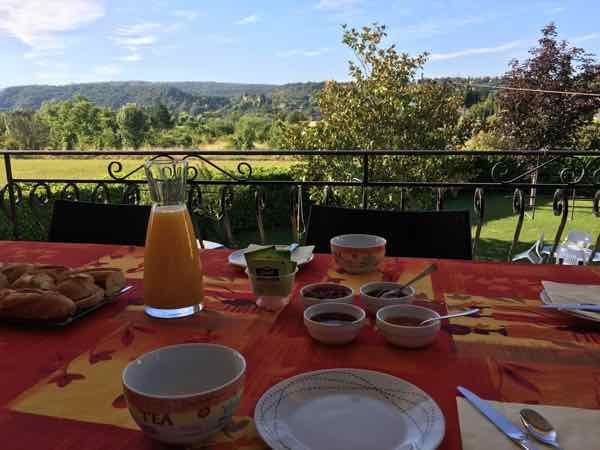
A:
0 0 599 88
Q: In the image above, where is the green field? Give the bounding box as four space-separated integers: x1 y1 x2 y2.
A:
0 156 294 185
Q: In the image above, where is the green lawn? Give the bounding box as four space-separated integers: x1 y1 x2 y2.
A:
446 192 600 261
0 157 295 185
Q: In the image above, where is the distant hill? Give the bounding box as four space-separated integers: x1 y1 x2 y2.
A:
0 81 324 115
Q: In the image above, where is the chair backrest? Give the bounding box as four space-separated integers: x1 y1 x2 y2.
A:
49 200 152 246
566 230 592 247
305 205 472 260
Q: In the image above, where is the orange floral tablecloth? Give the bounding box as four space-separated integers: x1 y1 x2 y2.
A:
1 241 600 450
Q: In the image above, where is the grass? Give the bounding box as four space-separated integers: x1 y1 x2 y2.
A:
0 157 295 185
446 192 600 261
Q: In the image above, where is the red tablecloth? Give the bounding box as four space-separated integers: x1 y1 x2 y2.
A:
1 241 600 450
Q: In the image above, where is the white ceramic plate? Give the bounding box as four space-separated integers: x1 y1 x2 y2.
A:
228 247 314 269
254 369 445 450
540 290 600 323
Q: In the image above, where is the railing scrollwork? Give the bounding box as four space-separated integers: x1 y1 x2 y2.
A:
0 182 23 239
29 182 53 234
508 188 526 262
218 186 234 245
588 190 600 264
255 187 266 244
60 182 80 202
121 184 141 205
1 149 599 262
472 188 485 260
549 189 569 263
91 182 111 204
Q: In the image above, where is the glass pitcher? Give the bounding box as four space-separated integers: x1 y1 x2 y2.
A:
143 159 204 318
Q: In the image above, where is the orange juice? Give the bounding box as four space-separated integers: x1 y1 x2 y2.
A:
143 205 203 310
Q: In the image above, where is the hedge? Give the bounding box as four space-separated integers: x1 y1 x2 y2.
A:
0 168 298 244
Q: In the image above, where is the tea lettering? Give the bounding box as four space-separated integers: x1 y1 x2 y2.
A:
140 411 174 426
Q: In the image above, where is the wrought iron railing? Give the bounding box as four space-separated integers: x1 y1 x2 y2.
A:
1 149 600 262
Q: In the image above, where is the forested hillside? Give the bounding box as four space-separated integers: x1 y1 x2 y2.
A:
0 81 324 115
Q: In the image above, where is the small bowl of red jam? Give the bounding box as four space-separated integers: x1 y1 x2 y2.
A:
303 302 366 345
376 305 441 349
299 282 354 309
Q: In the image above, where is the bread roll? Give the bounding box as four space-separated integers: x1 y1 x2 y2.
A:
33 265 69 278
74 287 105 309
57 274 98 301
0 289 76 321
1 263 35 283
12 272 56 290
69 268 126 296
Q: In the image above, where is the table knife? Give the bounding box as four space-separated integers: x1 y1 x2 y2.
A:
541 303 600 312
457 386 540 450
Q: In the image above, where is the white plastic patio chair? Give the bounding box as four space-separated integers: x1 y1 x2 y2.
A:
556 246 587 266
512 232 545 264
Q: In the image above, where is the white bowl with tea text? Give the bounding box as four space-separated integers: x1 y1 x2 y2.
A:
122 344 246 445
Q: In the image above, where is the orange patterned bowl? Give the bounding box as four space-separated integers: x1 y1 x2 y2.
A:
122 344 246 445
330 234 387 274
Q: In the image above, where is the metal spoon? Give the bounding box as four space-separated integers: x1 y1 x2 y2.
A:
380 264 438 298
520 408 563 450
419 308 480 326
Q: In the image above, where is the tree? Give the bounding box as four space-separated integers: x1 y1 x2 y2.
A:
37 96 107 149
280 23 462 208
286 111 307 124
95 108 121 149
495 23 600 150
116 103 148 149
573 121 600 150
148 102 173 130
3 110 49 149
232 114 272 149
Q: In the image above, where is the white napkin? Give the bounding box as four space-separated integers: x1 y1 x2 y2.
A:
245 244 315 265
541 281 600 306
541 281 600 320
458 397 600 450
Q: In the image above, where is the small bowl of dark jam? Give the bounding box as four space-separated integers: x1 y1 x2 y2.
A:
303 302 365 345
360 282 416 315
376 305 441 349
300 282 354 309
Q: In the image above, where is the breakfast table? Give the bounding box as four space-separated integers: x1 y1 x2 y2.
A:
1 240 600 450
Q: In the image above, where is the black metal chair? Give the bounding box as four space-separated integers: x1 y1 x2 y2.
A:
48 200 151 246
305 205 472 259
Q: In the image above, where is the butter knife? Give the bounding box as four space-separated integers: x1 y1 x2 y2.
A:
458 386 540 450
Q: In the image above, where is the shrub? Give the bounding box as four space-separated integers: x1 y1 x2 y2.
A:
0 168 296 244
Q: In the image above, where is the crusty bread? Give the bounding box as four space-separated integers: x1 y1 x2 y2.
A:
0 262 125 322
33 265 69 278
68 268 126 296
56 273 98 301
1 263 35 283
74 287 105 309
0 289 76 321
12 272 56 290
